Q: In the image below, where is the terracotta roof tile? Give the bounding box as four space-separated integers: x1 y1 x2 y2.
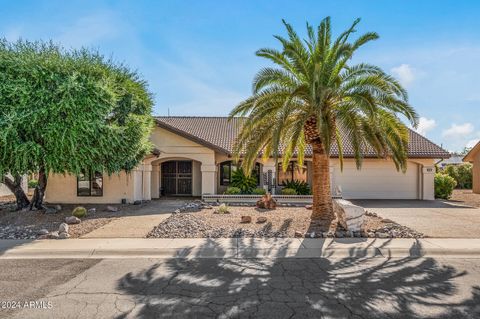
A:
155 116 450 159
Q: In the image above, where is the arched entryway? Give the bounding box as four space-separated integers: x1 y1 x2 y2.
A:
161 160 193 196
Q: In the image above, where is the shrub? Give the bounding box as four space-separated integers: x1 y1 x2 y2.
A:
231 168 257 194
252 187 266 195
434 173 457 199
442 164 472 189
281 179 311 195
216 203 229 214
28 179 38 188
225 187 241 195
281 188 297 195
72 206 87 218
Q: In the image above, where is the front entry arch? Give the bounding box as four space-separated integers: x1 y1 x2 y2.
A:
161 161 193 196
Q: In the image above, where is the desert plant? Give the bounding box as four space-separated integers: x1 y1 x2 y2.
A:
252 187 267 195
72 206 87 218
281 180 311 195
281 188 298 195
230 17 417 221
434 173 457 199
28 179 38 189
231 168 257 194
225 187 242 195
216 203 230 214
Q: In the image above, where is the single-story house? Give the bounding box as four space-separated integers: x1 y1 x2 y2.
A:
463 143 480 193
45 116 449 204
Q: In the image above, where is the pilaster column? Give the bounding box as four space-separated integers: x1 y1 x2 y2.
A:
151 165 160 199
422 166 435 200
201 164 217 195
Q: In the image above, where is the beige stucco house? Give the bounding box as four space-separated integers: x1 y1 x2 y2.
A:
463 142 480 193
45 117 449 204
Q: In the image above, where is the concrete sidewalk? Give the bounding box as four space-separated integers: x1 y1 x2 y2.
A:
2 238 480 259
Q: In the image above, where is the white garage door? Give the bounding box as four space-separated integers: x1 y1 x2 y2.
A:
333 160 419 199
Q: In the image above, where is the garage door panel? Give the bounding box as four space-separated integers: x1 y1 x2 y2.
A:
334 161 418 199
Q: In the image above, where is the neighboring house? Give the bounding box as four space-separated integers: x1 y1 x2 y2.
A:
44 117 450 204
463 143 480 193
437 153 464 169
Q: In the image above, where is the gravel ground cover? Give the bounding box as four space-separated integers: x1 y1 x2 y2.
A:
0 196 126 239
148 202 424 238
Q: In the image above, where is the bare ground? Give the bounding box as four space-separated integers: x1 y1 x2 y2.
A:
449 189 480 207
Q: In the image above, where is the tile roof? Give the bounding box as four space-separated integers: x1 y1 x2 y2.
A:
155 116 450 159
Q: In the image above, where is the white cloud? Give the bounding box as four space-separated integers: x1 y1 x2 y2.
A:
390 64 416 87
442 123 475 139
414 117 436 136
466 139 480 148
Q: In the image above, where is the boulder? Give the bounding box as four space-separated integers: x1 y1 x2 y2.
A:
55 204 62 211
305 204 313 210
65 216 81 225
106 206 118 212
37 229 49 236
58 232 70 239
334 199 365 232
133 200 142 205
58 223 69 234
44 207 57 214
88 208 97 214
256 216 267 224
241 216 252 223
47 231 59 239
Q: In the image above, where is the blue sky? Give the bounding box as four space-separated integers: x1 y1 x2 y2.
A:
0 0 478 152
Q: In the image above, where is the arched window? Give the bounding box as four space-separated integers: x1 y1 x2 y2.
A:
219 161 261 186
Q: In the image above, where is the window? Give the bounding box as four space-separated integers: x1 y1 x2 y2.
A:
77 171 103 196
219 161 261 186
277 162 307 185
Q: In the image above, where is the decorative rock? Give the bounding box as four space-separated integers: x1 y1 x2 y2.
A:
58 232 70 239
65 216 81 225
133 200 142 205
58 223 69 234
44 207 57 214
173 209 181 214
376 232 390 238
47 231 59 239
106 206 118 212
310 231 316 238
87 208 97 214
55 204 62 211
382 219 395 224
37 229 49 235
241 216 252 223
305 205 313 210
294 231 303 238
335 231 345 238
256 216 267 223
335 199 365 232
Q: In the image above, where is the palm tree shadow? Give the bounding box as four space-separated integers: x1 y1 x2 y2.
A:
115 239 480 318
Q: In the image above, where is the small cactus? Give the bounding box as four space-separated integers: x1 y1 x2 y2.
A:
72 206 87 218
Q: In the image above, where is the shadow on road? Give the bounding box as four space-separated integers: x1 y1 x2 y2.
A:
115 239 480 318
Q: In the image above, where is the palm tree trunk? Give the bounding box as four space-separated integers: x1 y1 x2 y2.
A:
2 174 30 210
311 141 334 221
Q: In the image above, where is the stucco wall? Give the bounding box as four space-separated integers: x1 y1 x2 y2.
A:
45 171 135 204
0 175 28 197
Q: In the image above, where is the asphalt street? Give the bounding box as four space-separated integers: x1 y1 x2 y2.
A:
0 256 479 318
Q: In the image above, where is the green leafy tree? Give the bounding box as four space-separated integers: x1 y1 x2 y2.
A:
230 17 417 222
0 40 154 210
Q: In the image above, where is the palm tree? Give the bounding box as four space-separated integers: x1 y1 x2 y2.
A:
229 17 418 222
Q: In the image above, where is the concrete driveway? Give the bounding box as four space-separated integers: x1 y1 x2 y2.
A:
353 199 480 238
